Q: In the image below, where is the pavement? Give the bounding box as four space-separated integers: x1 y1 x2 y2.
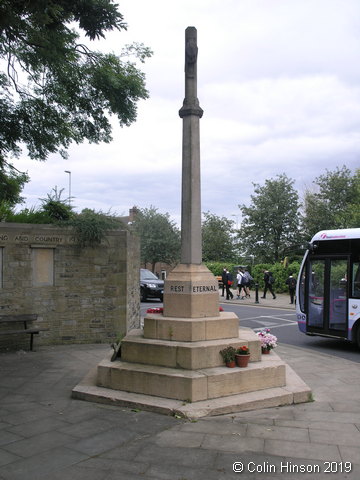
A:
1 297 360 479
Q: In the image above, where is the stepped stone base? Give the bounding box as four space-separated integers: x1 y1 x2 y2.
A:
96 326 275 403
71 306 312 417
72 351 312 419
121 327 261 369
96 349 286 402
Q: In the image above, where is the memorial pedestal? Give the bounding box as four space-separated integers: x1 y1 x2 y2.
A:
163 263 220 318
71 26 312 418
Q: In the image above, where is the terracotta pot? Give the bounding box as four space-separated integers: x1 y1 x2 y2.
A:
262 347 271 354
235 354 250 368
226 360 236 368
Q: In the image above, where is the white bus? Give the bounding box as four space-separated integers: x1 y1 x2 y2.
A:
296 228 360 348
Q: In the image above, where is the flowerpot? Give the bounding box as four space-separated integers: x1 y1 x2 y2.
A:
225 360 236 368
262 347 271 354
235 354 250 367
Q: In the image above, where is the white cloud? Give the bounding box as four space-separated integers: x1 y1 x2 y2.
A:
14 0 360 225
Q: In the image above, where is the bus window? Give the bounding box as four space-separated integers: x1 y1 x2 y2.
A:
329 259 347 330
307 260 325 328
298 266 306 313
352 262 360 298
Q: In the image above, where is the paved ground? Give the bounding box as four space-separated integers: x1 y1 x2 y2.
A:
1 301 360 479
1 346 360 479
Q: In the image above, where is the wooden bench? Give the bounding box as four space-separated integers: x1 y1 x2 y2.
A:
0 314 47 351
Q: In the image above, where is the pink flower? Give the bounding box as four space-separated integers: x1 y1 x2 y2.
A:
256 329 277 349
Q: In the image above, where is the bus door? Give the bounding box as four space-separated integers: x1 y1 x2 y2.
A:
307 257 348 337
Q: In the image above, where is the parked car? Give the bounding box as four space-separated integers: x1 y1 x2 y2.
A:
140 269 164 302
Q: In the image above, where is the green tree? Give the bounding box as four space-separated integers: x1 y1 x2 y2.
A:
0 164 29 206
202 212 235 262
302 166 359 238
340 168 360 227
0 164 29 220
0 0 152 195
66 208 122 247
132 206 181 272
39 186 73 221
239 174 301 263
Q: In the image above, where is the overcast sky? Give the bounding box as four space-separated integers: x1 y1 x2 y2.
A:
15 0 360 226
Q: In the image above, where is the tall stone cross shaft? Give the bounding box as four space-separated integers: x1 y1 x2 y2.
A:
163 27 219 318
179 26 203 265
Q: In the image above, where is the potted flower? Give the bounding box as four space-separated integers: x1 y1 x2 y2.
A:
257 328 278 354
235 345 250 367
219 346 236 368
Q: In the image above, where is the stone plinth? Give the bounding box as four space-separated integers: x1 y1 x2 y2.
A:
163 263 219 318
121 327 261 369
143 311 239 342
97 350 286 402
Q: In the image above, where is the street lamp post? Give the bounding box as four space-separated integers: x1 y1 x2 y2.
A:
64 170 71 206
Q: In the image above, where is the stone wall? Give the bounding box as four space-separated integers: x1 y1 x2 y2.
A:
0 223 140 351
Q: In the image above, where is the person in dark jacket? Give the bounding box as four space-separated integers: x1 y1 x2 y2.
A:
285 273 297 304
225 269 234 300
261 270 276 299
221 267 227 297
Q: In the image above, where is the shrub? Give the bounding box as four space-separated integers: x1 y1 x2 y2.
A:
4 187 123 248
5 207 53 224
66 209 122 247
248 262 301 293
205 262 227 276
39 187 73 221
41 199 73 221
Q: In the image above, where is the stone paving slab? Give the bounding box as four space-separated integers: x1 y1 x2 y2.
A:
1 343 360 479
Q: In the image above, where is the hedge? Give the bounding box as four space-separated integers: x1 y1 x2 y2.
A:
205 261 301 293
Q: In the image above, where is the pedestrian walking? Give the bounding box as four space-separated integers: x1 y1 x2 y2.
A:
236 269 246 299
221 267 227 297
261 270 276 299
225 269 234 300
243 268 253 298
285 273 297 304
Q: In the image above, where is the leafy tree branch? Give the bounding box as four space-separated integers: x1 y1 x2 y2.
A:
0 0 152 201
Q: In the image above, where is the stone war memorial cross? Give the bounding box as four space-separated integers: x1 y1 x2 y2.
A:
73 27 312 418
163 26 220 318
